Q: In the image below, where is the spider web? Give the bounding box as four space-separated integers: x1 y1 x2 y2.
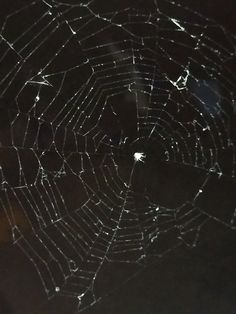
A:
0 0 236 311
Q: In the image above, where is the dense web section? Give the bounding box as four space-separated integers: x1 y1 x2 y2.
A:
0 0 236 311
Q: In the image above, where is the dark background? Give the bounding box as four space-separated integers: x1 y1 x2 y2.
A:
0 0 236 314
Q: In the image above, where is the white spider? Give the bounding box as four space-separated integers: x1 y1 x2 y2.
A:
134 152 146 163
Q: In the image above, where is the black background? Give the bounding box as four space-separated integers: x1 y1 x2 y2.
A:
0 1 236 314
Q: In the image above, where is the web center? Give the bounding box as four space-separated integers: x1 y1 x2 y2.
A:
134 152 146 163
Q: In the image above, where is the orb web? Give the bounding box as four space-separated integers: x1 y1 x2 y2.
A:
0 0 236 311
